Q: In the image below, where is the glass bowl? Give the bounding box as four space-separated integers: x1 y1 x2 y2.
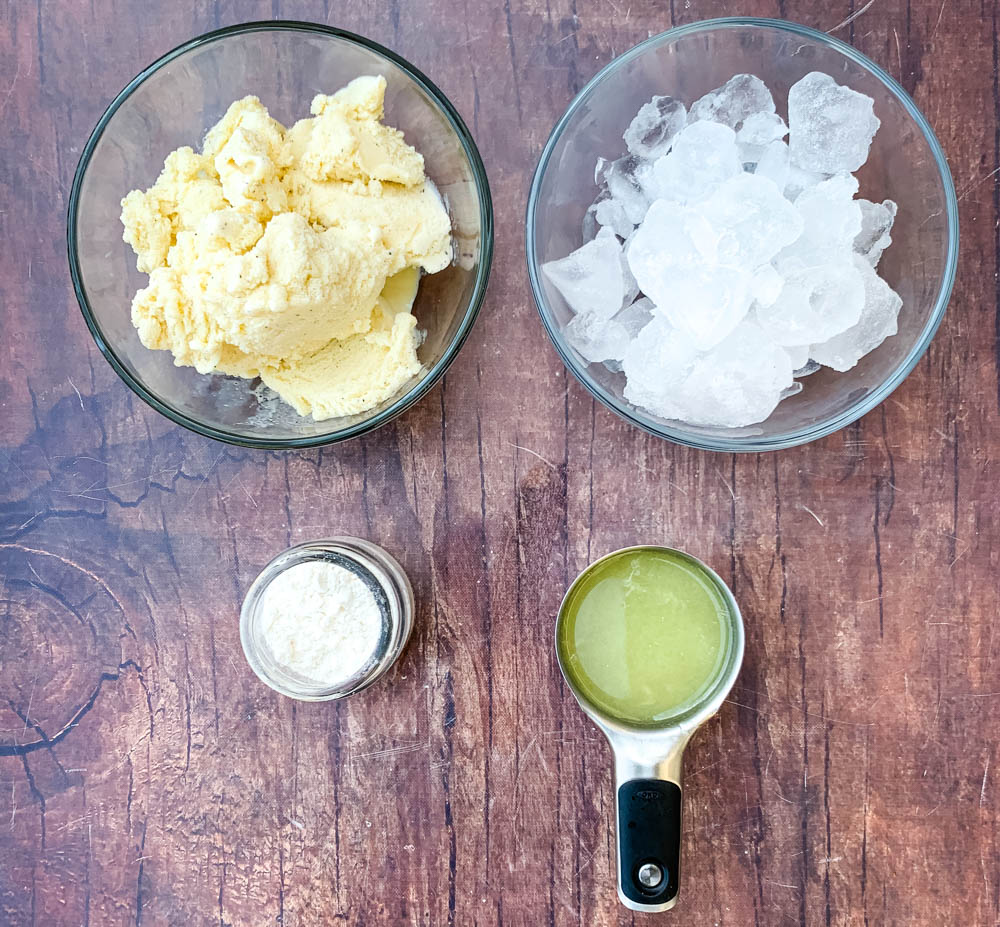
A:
69 21 493 448
527 17 958 452
240 537 414 701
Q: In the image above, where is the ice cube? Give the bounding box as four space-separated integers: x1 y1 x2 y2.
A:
619 251 641 306
624 95 688 160
674 319 794 427
783 344 810 369
689 74 776 131
799 172 862 239
614 297 654 338
756 260 865 346
649 121 742 204
737 112 788 163
628 199 753 349
660 264 755 350
755 140 830 200
809 256 902 371
702 173 805 267
542 232 630 318
780 381 804 400
598 155 655 224
623 315 793 428
583 189 630 242
593 197 635 239
627 199 718 300
564 311 631 364
594 157 610 186
780 172 862 267
788 71 881 174
754 140 790 193
854 198 897 266
622 316 700 419
582 187 609 241
751 264 784 308
784 163 830 202
623 225 640 267
600 226 641 305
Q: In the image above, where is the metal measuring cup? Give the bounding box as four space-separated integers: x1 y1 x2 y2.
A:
555 547 745 913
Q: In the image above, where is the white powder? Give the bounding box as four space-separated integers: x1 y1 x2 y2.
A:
258 559 383 685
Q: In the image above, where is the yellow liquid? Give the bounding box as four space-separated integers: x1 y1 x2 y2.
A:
558 548 733 726
378 266 420 315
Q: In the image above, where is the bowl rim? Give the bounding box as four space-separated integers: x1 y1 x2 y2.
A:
67 19 494 449
525 16 960 453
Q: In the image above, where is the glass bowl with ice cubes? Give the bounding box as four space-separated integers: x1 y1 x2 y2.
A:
527 18 958 451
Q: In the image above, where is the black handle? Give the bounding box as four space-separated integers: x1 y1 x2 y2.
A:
617 778 682 907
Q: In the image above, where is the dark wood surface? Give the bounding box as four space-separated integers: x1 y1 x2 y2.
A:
1 1 997 924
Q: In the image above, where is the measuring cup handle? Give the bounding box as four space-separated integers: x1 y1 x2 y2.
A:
616 777 683 910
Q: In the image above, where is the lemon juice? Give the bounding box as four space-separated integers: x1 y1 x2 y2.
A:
557 547 734 726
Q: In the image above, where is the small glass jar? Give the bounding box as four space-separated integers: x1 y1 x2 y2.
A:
240 537 414 701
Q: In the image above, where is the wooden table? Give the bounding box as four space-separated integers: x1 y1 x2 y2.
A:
1 1 996 924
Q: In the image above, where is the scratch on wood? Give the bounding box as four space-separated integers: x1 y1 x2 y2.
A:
52 468 179 500
348 741 429 763
180 450 225 512
0 57 23 116
573 846 598 877
715 467 735 501
19 674 38 745
67 378 85 410
931 0 949 38
950 544 970 567
25 562 44 587
725 692 876 727
797 504 824 527
827 0 878 33
14 512 40 532
508 442 558 471
957 165 1000 201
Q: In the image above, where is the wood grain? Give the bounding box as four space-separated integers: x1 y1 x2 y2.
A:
1 1 997 925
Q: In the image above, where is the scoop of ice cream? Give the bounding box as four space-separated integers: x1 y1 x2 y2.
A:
120 147 226 272
120 77 452 420
282 76 427 186
204 97 288 219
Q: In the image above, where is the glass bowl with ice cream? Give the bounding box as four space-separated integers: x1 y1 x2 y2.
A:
69 21 492 447
527 18 958 451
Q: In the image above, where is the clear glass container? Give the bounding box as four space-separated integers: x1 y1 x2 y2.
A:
68 21 493 448
526 17 959 452
240 538 414 701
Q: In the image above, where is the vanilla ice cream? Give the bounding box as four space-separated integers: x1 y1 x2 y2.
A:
121 76 452 420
